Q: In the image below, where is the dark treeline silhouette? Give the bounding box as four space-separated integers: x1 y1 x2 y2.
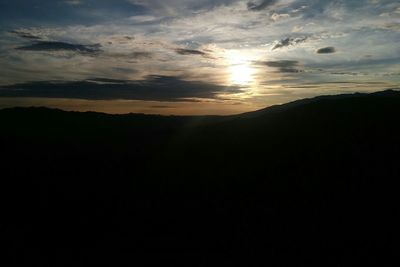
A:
1 90 398 266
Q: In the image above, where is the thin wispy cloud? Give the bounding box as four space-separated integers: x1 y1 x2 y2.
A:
64 0 82 5
10 30 42 40
247 0 277 11
272 37 308 50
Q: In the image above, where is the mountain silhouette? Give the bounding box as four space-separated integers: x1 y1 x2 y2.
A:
1 89 399 266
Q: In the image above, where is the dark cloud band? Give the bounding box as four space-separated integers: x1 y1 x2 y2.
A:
15 41 102 55
0 76 243 102
175 48 208 56
255 60 303 73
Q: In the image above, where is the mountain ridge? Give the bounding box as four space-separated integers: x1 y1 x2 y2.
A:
1 88 399 119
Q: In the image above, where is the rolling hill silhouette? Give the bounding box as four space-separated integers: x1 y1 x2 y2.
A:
1 90 399 266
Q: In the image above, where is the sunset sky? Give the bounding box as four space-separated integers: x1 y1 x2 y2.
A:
0 0 399 115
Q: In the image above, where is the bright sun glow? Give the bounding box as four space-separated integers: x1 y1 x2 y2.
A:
226 50 255 85
230 64 253 85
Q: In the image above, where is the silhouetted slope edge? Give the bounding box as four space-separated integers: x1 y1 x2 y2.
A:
238 88 400 118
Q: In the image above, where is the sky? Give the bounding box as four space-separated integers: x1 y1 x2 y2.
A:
0 0 399 115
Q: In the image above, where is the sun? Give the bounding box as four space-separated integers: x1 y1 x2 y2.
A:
226 50 255 85
230 64 253 85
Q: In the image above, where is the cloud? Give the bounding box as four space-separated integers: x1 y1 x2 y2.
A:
129 52 153 59
15 41 102 55
106 51 153 60
10 30 42 40
260 60 299 68
272 36 307 50
317 47 336 54
271 13 290 21
112 67 137 74
64 0 82 5
151 105 176 109
128 0 241 16
247 0 278 11
255 60 303 73
175 48 208 56
0 76 243 102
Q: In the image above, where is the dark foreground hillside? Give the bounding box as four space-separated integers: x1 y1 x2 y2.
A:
1 90 399 266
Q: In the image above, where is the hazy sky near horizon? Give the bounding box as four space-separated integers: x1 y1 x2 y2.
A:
0 0 399 114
